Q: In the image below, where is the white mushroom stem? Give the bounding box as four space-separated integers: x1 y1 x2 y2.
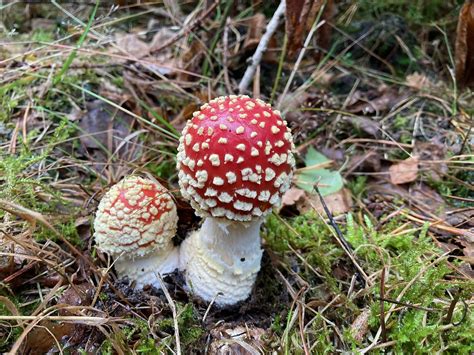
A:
114 242 179 289
180 217 263 306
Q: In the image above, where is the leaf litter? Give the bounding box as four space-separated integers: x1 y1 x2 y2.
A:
0 2 473 353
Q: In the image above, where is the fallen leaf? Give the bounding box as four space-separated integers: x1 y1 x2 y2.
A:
177 40 205 81
58 283 94 316
295 147 344 195
389 156 419 185
348 90 402 115
343 115 381 137
405 72 433 91
298 188 353 215
25 321 80 354
281 187 352 216
445 209 474 228
281 187 306 207
409 184 446 217
116 33 150 58
346 150 382 174
0 236 32 284
25 284 98 353
78 100 135 150
455 0 474 88
414 141 448 182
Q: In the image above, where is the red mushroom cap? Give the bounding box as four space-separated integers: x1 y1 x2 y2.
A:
94 176 177 257
177 95 295 222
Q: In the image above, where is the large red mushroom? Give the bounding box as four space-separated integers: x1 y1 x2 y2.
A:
177 95 295 306
94 176 178 288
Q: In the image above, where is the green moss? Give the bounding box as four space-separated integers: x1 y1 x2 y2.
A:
31 30 55 43
347 176 368 199
0 121 76 212
267 210 473 352
264 212 344 291
158 303 204 347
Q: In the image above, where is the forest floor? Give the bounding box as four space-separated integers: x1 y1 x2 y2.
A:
0 1 473 353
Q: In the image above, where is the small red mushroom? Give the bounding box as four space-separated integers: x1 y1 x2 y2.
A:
94 176 178 288
177 95 295 306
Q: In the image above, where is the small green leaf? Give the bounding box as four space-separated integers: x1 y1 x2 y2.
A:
295 147 344 196
304 146 331 166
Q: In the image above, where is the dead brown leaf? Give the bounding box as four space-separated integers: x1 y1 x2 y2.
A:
405 72 434 91
116 33 150 58
455 0 474 88
78 100 134 149
348 89 403 115
25 321 84 354
446 209 474 228
23 284 97 353
281 187 352 215
304 188 353 215
389 156 419 185
346 150 382 174
285 0 333 59
414 141 448 182
344 115 381 137
367 181 448 218
177 40 205 82
281 187 306 207
409 184 446 218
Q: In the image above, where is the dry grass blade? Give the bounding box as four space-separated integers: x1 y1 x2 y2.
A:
156 273 181 355
0 315 116 323
0 200 88 265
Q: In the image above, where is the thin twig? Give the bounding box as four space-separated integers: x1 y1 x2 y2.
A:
313 187 370 287
238 0 286 93
376 298 437 313
444 290 460 324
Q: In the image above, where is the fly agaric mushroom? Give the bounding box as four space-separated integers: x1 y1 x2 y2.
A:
177 95 295 306
94 176 178 288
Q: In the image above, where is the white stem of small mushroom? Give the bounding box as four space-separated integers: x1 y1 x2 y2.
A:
114 242 179 289
180 217 263 306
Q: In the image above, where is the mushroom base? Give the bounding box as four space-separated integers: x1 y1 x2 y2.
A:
180 217 263 306
114 243 179 289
